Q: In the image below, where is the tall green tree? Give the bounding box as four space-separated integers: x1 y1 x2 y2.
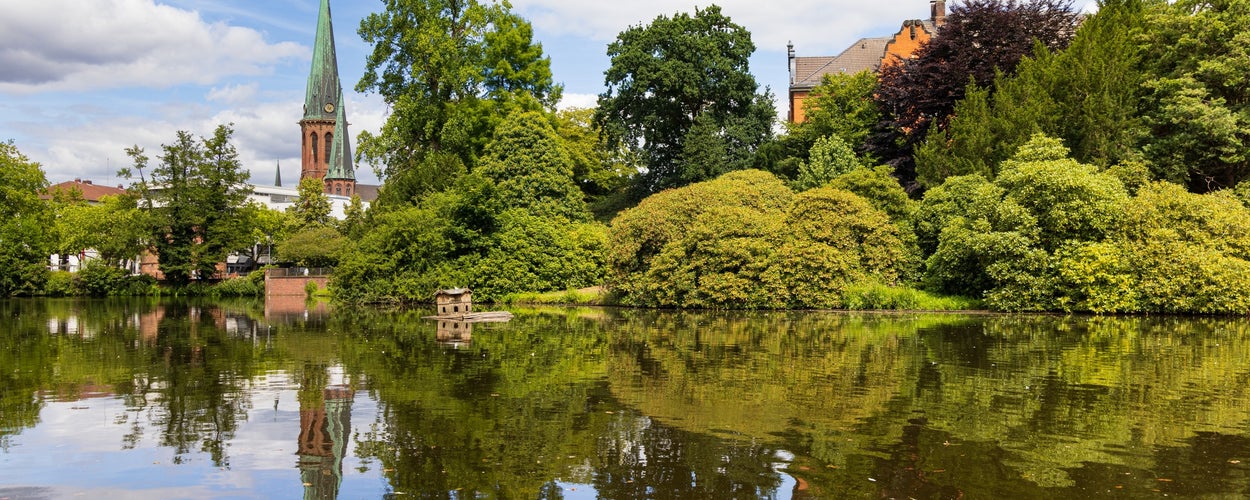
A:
289 177 333 229
334 111 607 303
551 107 634 200
0 141 52 296
121 125 252 286
596 5 775 193
1139 0 1250 191
356 0 560 206
781 70 881 173
872 0 1078 187
915 0 1150 187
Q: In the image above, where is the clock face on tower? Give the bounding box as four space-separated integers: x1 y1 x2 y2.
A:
324 103 335 113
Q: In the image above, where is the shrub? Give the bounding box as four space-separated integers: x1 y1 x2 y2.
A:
773 187 914 309
607 169 794 305
43 271 77 297
212 275 264 297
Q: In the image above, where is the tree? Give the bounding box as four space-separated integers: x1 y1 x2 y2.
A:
596 5 775 193
333 111 608 303
289 177 333 229
0 141 52 296
873 0 1078 186
277 226 347 268
356 0 560 206
1138 0 1250 191
551 107 633 200
476 111 589 221
782 70 881 172
53 193 151 269
793 135 864 191
338 193 367 239
121 125 253 286
915 0 1150 187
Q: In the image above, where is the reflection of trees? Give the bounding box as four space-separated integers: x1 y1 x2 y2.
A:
906 316 1250 489
337 308 611 497
120 301 262 466
8 301 1250 497
0 300 58 447
0 298 267 467
603 311 960 461
592 411 783 498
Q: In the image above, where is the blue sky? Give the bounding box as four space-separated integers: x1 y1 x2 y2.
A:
1 0 996 187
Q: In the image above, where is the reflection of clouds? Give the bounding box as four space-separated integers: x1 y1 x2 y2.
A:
6 369 377 496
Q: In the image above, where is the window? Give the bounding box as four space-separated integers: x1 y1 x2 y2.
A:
311 133 318 164
325 132 333 160
454 306 459 313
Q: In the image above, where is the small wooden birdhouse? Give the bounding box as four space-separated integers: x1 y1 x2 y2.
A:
434 288 473 316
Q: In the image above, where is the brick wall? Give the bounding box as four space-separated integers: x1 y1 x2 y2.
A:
265 272 329 297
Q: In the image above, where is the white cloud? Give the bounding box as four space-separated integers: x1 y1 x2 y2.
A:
0 0 306 93
30 90 385 187
207 82 260 105
514 0 923 55
557 92 598 110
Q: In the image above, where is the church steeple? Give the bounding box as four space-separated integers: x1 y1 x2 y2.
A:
325 90 356 196
304 0 341 122
299 0 354 196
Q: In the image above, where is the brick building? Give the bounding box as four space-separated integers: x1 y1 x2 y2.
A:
787 1 946 123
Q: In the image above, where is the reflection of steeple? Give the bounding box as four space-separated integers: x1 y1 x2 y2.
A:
297 365 354 500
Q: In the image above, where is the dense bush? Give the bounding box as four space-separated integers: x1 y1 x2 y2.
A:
40 262 158 297
921 135 1129 310
607 170 794 305
918 134 1250 314
608 170 917 309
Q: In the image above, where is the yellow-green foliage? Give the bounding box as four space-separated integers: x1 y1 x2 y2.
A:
1053 183 1250 314
607 169 794 303
609 170 915 309
923 134 1250 314
922 135 1129 310
775 187 911 308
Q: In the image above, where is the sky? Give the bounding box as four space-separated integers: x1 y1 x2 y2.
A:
0 0 1078 188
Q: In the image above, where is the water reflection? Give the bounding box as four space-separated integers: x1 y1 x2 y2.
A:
2 299 1250 498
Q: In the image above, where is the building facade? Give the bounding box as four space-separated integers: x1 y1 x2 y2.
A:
787 1 946 123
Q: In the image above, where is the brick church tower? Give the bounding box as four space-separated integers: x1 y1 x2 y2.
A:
300 0 356 196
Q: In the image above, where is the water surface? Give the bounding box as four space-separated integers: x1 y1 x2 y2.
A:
2 298 1249 498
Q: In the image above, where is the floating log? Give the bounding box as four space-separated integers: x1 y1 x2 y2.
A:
422 311 514 323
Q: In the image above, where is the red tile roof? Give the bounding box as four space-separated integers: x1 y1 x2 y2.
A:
42 179 127 203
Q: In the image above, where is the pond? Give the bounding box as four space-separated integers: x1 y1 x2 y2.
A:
1 298 1249 499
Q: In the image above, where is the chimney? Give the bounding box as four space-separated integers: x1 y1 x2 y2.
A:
787 41 796 85
931 0 947 27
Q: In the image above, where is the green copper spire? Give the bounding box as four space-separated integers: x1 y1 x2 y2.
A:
303 0 341 121
325 91 355 181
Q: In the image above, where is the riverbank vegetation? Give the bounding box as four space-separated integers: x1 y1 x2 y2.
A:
6 0 1250 313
